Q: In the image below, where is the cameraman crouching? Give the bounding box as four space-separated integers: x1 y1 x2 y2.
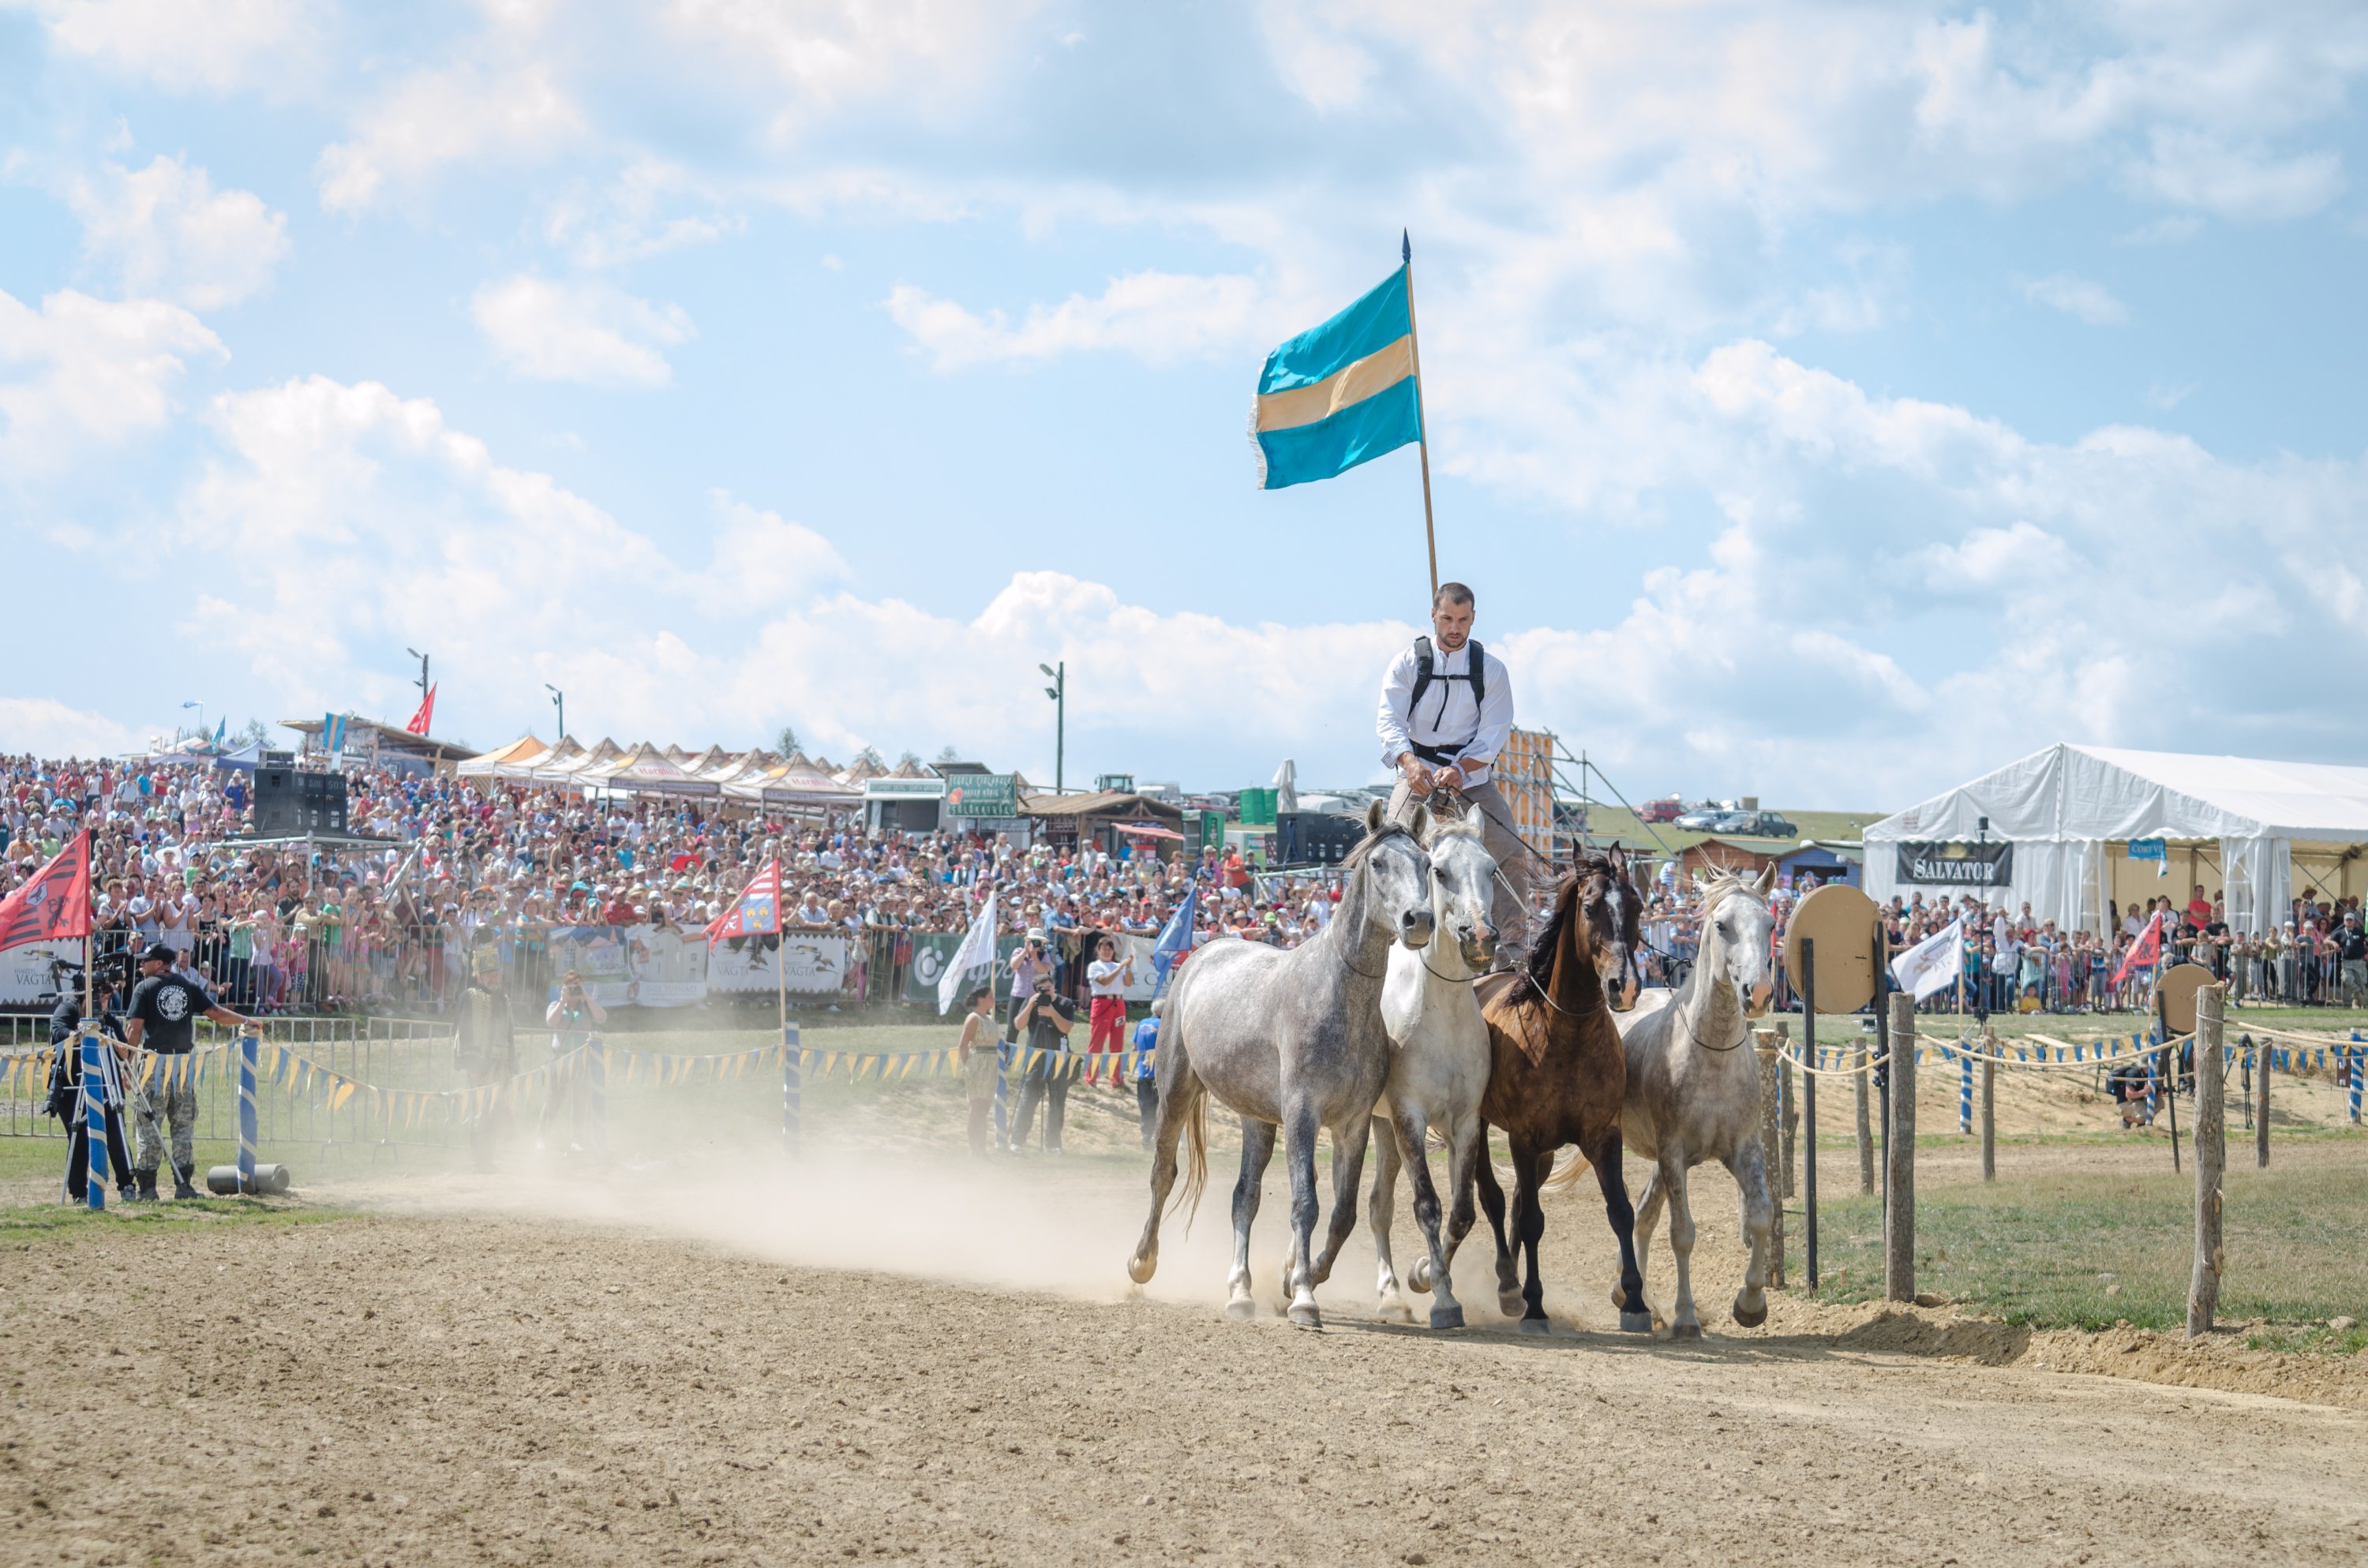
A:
124 941 254 1199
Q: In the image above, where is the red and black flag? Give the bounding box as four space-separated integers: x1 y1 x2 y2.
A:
0 830 92 949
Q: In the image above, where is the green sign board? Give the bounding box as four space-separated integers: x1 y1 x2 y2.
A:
905 934 1025 1005
943 773 1019 819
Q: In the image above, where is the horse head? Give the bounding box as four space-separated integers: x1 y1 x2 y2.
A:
1353 799 1436 950
1692 865 1777 1017
1532 846 1643 1009
1417 808 1497 971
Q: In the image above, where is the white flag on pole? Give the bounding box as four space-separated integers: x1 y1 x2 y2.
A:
938 891 999 1016
1890 917 1964 1001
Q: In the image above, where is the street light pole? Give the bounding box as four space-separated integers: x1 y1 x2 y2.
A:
545 683 565 739
406 647 430 706
1038 661 1066 794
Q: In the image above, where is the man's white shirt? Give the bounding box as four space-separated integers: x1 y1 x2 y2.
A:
1375 641 1514 786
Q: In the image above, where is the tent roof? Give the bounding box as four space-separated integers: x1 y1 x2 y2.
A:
579 743 720 795
724 762 861 805
457 734 549 777
1020 790 1185 821
1867 743 2368 845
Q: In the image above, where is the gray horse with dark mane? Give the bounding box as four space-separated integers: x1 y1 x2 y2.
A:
1128 802 1435 1328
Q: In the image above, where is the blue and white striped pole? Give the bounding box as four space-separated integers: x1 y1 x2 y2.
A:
587 1033 607 1156
2351 1031 2362 1126
81 1026 107 1211
991 1038 1013 1151
237 1027 260 1194
781 1023 802 1155
1959 1042 1973 1136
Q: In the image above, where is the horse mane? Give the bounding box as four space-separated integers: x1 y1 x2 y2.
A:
1422 810 1484 847
1338 818 1414 870
1511 853 1617 1001
1695 869 1763 912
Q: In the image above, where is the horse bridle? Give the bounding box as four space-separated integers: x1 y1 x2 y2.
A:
1338 822 1425 981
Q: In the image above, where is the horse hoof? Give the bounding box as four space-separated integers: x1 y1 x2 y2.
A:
1224 1298 1255 1322
1732 1297 1768 1329
1287 1303 1323 1330
1497 1291 1525 1319
1407 1258 1433 1293
1517 1316 1553 1336
1429 1304 1466 1331
1619 1311 1654 1334
1380 1301 1415 1326
1126 1253 1156 1285
1669 1321 1703 1341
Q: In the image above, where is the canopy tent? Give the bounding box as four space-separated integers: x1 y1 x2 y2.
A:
457 734 549 778
532 736 620 787
1864 743 2368 934
724 762 862 807
579 743 720 798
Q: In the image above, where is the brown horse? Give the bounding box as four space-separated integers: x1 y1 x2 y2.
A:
1452 850 1651 1334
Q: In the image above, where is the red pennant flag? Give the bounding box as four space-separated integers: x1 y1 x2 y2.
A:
0 830 92 950
706 856 782 946
405 685 437 735
2111 910 2161 988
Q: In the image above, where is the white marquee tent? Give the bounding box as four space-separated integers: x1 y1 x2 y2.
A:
1864 743 2368 934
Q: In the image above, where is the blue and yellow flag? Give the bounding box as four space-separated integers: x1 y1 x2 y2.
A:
1252 262 1422 489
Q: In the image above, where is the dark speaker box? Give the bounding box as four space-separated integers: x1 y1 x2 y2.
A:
1275 811 1366 866
253 767 349 836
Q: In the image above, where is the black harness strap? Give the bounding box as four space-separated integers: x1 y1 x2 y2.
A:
1407 636 1486 765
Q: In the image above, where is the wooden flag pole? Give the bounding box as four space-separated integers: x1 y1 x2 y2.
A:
1402 230 1440 598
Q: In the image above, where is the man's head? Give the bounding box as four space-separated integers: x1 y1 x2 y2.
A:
138 940 174 975
1430 582 1475 651
1032 974 1055 998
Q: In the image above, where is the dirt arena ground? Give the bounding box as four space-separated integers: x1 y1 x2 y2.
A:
6 1124 2367 1568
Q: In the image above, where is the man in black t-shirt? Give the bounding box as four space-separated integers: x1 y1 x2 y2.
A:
124 941 254 1199
2334 911 2367 1007
1005 974 1079 1154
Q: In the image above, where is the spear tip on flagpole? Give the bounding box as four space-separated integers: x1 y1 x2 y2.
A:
1401 229 1411 264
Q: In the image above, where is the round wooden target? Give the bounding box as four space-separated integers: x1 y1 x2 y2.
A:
2155 961 2217 1035
1782 883 1882 1015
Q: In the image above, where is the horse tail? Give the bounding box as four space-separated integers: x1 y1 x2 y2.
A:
1173 1090 1210 1229
1541 1148 1591 1192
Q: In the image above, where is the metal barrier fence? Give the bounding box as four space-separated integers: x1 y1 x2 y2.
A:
0 1015 456 1152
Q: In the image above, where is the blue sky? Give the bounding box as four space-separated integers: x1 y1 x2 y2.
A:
3 1 2365 806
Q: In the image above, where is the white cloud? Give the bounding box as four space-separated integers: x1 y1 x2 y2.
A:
0 697 144 758
2133 129 2346 223
2016 271 2129 325
66 154 290 309
0 287 224 472
537 158 744 269
471 275 695 387
20 0 317 93
2145 379 2196 411
317 64 584 212
885 271 1269 371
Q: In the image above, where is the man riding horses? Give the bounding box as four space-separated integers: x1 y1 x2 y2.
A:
1377 580 1533 966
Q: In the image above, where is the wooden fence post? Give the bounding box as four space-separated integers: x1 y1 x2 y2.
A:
1756 1031 1785 1289
1853 1037 1874 1195
1885 991 1917 1304
2255 1031 2271 1169
1980 1025 1995 1184
2188 984 2226 1339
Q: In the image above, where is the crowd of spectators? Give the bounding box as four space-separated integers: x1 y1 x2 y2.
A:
7 750 2364 1019
0 753 1347 1015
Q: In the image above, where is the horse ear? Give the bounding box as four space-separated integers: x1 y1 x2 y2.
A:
1755 865 1775 896
1366 799 1386 836
1408 800 1431 844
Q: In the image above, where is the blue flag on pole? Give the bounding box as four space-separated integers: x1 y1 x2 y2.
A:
1151 885 1197 997
1251 265 1422 489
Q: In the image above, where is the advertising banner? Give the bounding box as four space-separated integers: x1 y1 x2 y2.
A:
706 931 853 995
1895 840 2015 888
943 773 1017 819
0 938 80 1005
904 934 1023 1006
545 924 710 1008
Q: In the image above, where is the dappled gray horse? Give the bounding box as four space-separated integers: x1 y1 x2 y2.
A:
1578 869 1778 1338
1128 802 1435 1328
1359 809 1496 1330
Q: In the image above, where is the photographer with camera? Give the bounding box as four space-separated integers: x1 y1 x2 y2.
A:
1004 971 1078 1155
46 956 136 1204
539 967 608 1154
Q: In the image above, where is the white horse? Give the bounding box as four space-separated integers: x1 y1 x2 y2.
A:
1360 810 1497 1330
1557 869 1777 1338
1130 803 1436 1329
